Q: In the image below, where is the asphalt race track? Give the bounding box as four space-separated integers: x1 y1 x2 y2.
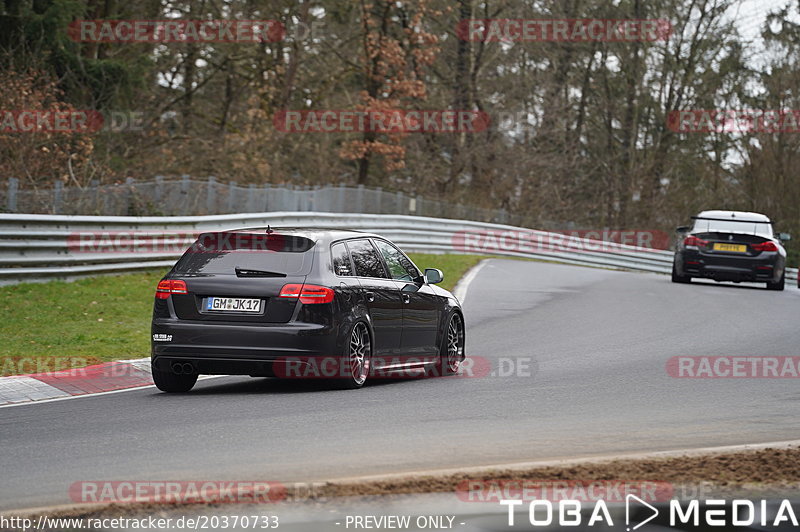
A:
2 259 800 511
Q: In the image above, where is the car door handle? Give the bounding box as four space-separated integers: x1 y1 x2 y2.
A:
402 294 411 304
365 291 375 302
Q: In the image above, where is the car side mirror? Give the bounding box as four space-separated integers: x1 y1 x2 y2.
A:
676 226 690 233
778 232 792 242
424 268 443 284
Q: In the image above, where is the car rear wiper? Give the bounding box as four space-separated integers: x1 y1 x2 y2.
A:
234 267 287 278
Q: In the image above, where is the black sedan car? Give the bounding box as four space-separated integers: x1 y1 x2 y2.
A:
151 229 465 392
671 210 790 290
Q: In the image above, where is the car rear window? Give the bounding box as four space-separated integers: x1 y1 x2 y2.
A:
172 233 315 275
692 219 773 238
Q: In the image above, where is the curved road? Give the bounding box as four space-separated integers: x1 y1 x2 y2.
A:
2 259 800 511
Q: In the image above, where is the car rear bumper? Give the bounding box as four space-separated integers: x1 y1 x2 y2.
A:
677 250 783 282
151 319 342 376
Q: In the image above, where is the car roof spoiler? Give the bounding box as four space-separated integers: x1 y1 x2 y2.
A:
691 216 772 224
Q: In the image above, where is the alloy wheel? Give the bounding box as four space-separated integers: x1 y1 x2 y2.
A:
446 314 464 373
349 322 371 385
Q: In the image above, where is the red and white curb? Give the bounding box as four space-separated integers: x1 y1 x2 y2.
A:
0 358 153 406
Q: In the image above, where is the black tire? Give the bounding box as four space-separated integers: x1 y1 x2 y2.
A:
335 321 371 389
436 312 465 376
767 272 785 291
152 364 198 392
671 262 691 284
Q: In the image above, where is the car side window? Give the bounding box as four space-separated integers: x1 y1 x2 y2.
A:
374 240 417 281
331 242 354 276
347 239 388 279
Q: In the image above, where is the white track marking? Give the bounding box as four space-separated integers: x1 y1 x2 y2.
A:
0 374 228 409
0 376 69 404
453 259 489 304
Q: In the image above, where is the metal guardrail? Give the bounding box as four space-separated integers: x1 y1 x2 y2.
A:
2 177 513 223
0 212 796 284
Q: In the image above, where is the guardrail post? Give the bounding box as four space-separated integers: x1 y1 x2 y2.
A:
307 185 314 211
180 175 190 215
53 180 63 214
247 184 256 212
337 184 346 212
356 185 365 213
90 179 99 213
374 187 382 213
206 176 216 214
126 177 135 214
154 175 164 205
6 178 18 212
415 194 423 216
395 191 404 214
263 183 271 211
227 181 237 213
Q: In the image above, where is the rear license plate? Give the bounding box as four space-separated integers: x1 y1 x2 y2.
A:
713 243 747 253
205 297 261 312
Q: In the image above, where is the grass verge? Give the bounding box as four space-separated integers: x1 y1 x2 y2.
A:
0 253 484 375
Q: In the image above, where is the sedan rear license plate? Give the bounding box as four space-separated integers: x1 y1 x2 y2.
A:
712 243 747 253
205 297 261 312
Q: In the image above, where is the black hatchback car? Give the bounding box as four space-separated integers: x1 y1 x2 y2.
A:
151 229 465 392
672 210 790 290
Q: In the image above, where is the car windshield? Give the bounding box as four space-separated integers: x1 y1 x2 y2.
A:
692 219 773 238
172 233 315 275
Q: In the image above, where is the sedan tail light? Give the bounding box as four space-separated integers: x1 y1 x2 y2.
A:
683 235 708 247
279 283 334 304
155 279 188 299
751 241 778 252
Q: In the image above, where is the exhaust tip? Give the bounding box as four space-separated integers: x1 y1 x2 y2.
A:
171 362 195 375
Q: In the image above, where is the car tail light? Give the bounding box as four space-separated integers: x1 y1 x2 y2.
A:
155 279 188 299
683 235 708 247
279 283 335 304
751 241 778 252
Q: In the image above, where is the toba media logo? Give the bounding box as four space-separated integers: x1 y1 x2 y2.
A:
500 497 799 529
